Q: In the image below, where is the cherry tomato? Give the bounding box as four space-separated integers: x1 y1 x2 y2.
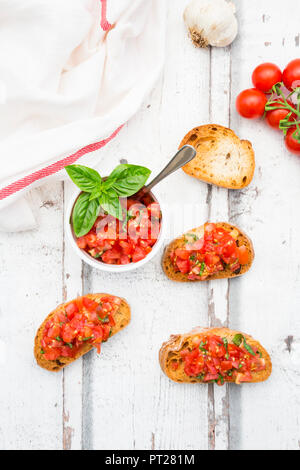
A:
285 127 300 155
265 99 296 130
236 88 267 119
283 59 300 90
252 63 282 92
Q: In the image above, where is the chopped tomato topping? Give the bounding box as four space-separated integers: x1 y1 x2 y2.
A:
82 297 99 312
41 296 120 361
179 334 265 385
65 302 79 320
170 223 249 280
237 245 249 265
75 195 161 265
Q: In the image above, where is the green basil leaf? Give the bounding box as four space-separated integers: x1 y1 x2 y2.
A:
232 333 256 356
199 262 205 276
72 192 100 237
223 338 229 359
187 233 198 241
243 338 256 356
97 314 109 323
102 178 117 190
218 373 225 385
66 165 102 193
83 336 93 341
99 189 123 221
233 334 243 347
196 373 205 380
184 233 199 244
106 164 151 197
89 187 102 201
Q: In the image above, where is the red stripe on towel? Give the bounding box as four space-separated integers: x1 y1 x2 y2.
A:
0 1 120 202
0 125 123 201
100 0 112 31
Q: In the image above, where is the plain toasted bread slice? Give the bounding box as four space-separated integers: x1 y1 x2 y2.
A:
159 327 272 384
162 222 254 282
179 124 255 189
34 294 131 372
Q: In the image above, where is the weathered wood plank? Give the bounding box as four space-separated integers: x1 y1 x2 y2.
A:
207 46 231 450
1 0 300 451
81 0 211 450
229 0 300 450
0 183 64 449
62 181 83 450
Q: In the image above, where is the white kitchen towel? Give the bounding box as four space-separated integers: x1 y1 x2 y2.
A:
0 0 166 231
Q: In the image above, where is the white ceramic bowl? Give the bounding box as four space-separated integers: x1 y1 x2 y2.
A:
65 188 166 273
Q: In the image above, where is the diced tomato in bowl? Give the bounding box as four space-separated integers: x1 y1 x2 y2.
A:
66 188 164 272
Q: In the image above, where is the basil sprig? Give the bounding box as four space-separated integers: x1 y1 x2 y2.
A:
233 334 255 356
65 164 151 237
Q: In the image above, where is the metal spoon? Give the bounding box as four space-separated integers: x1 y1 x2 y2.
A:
137 145 196 196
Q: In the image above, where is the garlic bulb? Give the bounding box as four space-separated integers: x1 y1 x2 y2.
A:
183 0 238 48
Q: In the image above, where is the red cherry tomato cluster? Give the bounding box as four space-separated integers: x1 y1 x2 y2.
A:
236 59 300 156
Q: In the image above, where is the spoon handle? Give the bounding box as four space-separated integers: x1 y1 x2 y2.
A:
144 145 196 192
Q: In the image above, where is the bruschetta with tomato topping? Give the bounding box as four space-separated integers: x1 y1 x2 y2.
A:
34 294 130 371
159 327 272 385
162 222 254 282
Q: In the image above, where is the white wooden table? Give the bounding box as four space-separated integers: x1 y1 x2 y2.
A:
0 0 299 450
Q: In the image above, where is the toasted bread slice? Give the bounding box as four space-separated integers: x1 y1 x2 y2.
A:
34 294 130 372
162 222 254 282
159 327 272 384
179 124 255 189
